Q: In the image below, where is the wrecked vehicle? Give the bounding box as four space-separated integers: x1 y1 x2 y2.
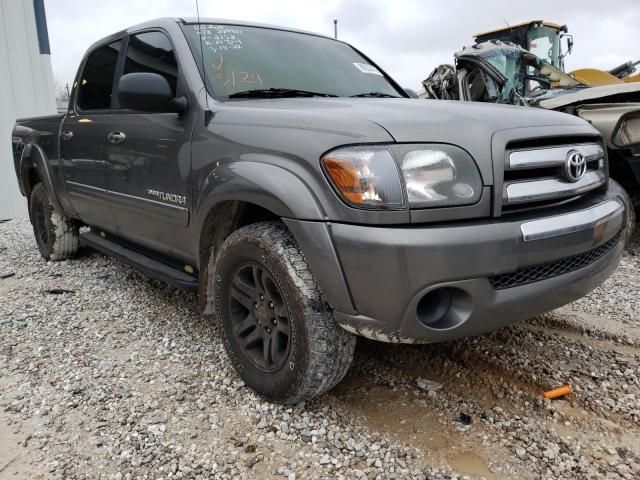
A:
473 19 640 86
420 41 640 209
11 18 630 404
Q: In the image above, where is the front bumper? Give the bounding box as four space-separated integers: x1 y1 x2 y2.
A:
327 182 629 343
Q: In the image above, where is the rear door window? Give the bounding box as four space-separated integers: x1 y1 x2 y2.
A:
77 40 122 110
123 31 178 96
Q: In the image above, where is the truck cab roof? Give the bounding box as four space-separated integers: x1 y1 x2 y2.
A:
87 17 334 53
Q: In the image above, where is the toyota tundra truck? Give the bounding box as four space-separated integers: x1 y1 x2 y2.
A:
11 18 630 403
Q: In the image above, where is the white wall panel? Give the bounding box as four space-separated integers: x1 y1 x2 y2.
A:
0 0 56 219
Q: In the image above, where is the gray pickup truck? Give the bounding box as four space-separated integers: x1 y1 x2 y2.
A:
11 18 629 403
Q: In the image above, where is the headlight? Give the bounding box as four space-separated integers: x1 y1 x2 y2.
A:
395 144 482 208
321 144 482 210
321 146 405 209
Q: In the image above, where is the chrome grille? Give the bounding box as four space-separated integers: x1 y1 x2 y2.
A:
503 142 606 208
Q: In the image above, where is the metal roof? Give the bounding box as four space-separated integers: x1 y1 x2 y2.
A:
177 17 333 39
85 17 336 53
474 20 567 38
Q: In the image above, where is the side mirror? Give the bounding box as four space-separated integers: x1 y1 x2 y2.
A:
118 73 188 113
404 88 419 99
561 34 574 56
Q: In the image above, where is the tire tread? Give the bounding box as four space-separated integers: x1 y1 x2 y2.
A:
217 221 356 404
30 183 79 261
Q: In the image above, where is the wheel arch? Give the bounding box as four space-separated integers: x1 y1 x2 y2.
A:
608 148 640 200
194 161 327 226
24 165 41 200
195 200 356 317
194 161 355 315
196 200 284 315
20 144 64 214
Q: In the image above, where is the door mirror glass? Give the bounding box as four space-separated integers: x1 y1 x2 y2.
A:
118 73 187 113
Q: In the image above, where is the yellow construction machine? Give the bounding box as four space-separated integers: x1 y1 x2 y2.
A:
420 28 640 209
474 20 640 86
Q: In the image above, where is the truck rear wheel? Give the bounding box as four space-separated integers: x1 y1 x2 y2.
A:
30 183 79 261
213 221 356 404
627 195 637 247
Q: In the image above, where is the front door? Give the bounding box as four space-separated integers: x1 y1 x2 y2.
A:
61 40 123 231
105 31 192 258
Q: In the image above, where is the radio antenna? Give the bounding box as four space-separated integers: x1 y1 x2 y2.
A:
195 0 213 124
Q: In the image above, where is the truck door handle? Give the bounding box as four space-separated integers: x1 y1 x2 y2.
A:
61 131 74 141
107 131 126 144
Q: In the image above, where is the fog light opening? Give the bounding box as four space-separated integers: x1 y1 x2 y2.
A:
416 287 471 330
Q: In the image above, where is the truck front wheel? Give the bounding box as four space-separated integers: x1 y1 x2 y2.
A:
29 183 79 261
213 221 356 404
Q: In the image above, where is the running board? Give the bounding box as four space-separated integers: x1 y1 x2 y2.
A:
80 232 198 292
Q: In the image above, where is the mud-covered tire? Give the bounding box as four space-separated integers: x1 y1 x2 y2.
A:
626 198 637 247
626 191 638 247
30 183 79 261
213 221 356 404
613 178 639 247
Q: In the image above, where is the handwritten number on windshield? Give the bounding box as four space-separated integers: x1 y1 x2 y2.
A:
215 70 263 89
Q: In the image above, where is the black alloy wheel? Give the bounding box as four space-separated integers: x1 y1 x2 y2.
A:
29 183 79 261
229 262 292 372
214 221 356 403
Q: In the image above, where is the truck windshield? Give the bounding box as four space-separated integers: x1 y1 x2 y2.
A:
181 24 403 99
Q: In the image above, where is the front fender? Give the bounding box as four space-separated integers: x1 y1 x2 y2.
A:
194 161 357 315
194 161 326 224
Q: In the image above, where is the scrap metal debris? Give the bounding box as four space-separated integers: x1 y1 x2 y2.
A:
422 64 457 100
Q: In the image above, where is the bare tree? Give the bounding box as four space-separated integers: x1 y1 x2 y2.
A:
54 79 70 101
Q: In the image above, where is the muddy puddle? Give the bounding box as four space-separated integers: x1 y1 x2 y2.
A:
329 371 519 478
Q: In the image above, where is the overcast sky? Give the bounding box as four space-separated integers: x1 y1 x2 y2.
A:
46 0 640 92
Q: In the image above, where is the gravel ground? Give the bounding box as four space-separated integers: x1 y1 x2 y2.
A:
1 218 639 479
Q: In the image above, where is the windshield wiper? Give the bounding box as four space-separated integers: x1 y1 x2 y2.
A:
228 88 338 99
350 92 401 98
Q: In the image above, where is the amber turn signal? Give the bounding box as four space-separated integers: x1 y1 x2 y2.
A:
323 156 364 205
321 147 405 210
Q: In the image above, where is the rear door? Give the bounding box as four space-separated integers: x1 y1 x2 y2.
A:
61 40 123 230
105 30 192 257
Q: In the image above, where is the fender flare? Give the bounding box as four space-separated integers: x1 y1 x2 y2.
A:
194 161 327 235
195 161 357 315
20 144 64 213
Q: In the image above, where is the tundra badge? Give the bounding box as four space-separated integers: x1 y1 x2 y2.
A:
147 189 187 206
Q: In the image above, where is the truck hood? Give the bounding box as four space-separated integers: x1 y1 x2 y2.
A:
222 97 588 142
216 98 595 183
538 82 640 109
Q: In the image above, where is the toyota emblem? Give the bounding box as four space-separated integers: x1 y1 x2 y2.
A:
564 151 587 182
